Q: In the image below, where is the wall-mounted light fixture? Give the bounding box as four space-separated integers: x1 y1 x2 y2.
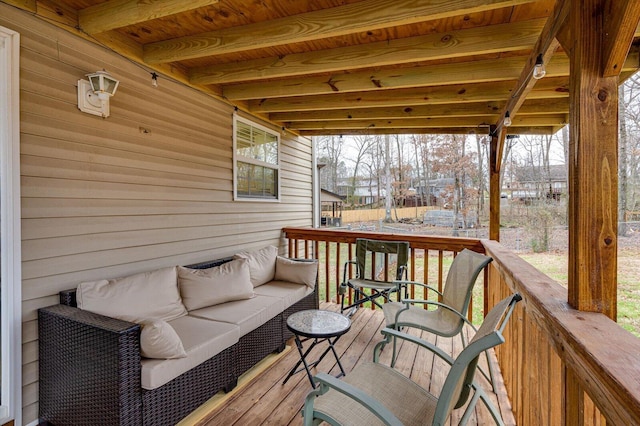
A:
533 54 546 80
504 111 512 127
77 70 119 118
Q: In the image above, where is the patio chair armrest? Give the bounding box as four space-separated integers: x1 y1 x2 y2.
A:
392 280 444 297
341 259 358 286
375 327 455 366
304 373 403 426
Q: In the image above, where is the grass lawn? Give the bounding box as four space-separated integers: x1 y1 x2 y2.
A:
520 248 640 336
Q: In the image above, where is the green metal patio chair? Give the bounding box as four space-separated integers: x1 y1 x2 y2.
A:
381 248 494 386
340 238 410 317
302 293 521 426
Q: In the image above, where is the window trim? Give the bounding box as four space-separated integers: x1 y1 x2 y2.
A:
0 25 22 425
232 114 281 202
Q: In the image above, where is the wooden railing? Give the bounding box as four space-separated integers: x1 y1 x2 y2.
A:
282 227 640 425
282 226 486 319
483 240 640 426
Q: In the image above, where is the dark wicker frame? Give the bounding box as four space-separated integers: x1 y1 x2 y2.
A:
38 256 319 426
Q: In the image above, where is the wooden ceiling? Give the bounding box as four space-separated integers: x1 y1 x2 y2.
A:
9 0 640 136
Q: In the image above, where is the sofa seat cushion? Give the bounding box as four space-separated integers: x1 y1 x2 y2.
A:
253 281 314 310
141 315 239 390
188 295 284 337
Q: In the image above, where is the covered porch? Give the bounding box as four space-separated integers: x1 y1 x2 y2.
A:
1 0 640 425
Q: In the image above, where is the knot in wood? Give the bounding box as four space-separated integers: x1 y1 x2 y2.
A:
604 237 613 246
597 89 608 102
441 34 452 43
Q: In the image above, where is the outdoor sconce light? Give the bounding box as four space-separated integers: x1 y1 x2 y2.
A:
533 54 546 80
77 70 120 118
504 111 512 127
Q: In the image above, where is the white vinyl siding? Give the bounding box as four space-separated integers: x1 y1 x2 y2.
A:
0 4 313 424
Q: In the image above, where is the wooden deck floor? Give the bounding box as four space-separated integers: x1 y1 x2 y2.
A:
192 302 515 425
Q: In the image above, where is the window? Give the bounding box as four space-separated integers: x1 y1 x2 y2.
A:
233 115 280 201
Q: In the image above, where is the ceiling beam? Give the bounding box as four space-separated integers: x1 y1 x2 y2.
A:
298 126 555 136
493 0 569 132
602 0 640 76
271 98 570 122
223 54 563 100
143 0 536 64
288 115 567 131
249 77 569 113
226 50 639 100
78 0 220 34
190 18 546 84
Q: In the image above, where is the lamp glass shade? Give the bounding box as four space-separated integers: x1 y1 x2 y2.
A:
86 71 119 96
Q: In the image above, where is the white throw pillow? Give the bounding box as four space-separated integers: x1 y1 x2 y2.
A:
274 256 318 289
77 266 187 323
140 319 187 359
233 245 278 287
177 258 254 311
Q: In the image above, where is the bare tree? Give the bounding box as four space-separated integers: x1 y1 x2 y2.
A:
346 135 374 207
315 135 346 193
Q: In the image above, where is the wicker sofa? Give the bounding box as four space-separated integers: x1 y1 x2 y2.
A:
38 248 319 426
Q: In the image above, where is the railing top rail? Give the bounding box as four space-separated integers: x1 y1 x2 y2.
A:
282 227 485 253
483 239 640 426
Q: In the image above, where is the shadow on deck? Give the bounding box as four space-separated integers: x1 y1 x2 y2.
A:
190 302 515 425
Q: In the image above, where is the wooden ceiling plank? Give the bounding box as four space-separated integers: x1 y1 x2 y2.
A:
271 98 569 122
223 54 558 100
190 18 546 84
143 0 536 64
79 0 220 34
602 0 640 77
289 114 566 130
494 0 569 131
226 50 638 100
299 126 555 136
249 77 569 113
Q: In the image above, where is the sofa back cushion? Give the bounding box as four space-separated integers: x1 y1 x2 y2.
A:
233 245 278 287
177 258 254 310
274 257 318 289
77 266 187 323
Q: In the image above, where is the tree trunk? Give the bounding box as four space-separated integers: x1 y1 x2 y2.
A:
619 84 629 236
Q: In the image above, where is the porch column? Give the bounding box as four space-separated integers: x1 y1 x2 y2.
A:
489 125 505 241
567 0 619 320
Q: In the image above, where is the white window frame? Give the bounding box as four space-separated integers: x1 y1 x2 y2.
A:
232 114 281 202
0 25 22 425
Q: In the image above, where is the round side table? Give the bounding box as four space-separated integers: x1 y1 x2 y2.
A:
282 309 351 387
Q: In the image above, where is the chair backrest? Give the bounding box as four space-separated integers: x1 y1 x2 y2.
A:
432 293 522 424
354 238 409 281
439 249 493 324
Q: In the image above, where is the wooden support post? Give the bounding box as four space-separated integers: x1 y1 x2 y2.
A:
568 0 618 320
489 125 505 241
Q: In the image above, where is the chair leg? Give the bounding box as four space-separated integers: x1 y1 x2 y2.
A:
459 382 505 426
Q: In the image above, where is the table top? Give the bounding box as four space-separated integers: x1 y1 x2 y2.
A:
286 309 351 338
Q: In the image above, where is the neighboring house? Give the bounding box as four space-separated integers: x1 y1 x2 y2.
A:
320 189 344 226
335 177 384 207
511 164 568 202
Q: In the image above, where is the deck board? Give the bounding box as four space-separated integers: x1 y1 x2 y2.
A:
196 302 516 425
